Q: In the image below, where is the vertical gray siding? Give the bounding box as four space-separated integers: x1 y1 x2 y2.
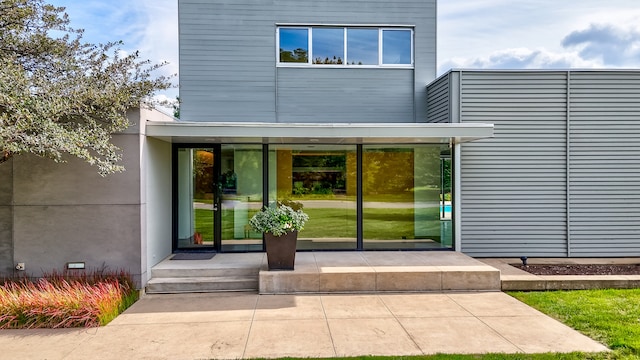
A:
458 71 569 257
450 70 640 257
568 71 640 256
179 0 436 123
426 73 451 123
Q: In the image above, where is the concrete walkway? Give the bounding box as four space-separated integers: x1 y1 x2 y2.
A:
0 291 607 359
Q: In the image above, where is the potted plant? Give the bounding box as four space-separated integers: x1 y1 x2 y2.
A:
249 203 309 270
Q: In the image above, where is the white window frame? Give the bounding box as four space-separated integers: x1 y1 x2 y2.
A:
276 25 414 68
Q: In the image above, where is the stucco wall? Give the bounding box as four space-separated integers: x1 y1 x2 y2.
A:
0 157 13 275
0 109 172 285
10 134 143 281
143 136 173 283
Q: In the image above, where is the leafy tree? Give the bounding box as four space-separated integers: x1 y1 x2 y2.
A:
173 96 180 118
279 48 308 63
0 0 171 175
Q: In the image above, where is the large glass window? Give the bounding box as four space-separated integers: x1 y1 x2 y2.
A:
269 145 357 250
175 144 451 252
277 26 413 67
362 145 451 249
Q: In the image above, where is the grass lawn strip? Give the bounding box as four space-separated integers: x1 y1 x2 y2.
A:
509 289 640 359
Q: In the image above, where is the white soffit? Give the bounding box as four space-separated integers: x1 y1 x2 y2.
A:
145 121 494 144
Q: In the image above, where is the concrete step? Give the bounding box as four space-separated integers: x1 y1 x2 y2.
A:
151 267 259 279
259 266 501 294
146 275 259 294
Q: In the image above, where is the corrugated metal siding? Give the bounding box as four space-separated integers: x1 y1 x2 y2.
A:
459 71 569 257
568 71 640 256
179 0 436 123
277 68 413 123
426 73 451 123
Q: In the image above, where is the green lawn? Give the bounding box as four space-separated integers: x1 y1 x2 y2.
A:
510 289 640 359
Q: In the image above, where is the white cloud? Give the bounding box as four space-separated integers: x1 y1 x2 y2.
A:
561 24 640 66
438 0 640 75
439 47 602 74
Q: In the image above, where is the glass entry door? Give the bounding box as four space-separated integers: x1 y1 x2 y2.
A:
176 146 220 251
175 145 264 252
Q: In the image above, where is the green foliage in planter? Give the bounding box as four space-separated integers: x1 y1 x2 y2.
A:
249 204 309 236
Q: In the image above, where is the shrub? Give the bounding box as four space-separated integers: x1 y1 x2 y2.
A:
0 270 137 329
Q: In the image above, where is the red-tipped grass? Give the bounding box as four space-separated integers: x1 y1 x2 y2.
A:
0 270 137 329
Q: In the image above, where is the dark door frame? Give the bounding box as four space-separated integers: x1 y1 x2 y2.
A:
172 144 221 252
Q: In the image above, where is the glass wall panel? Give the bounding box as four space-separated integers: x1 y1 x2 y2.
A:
269 145 357 250
363 145 451 249
220 145 263 251
176 147 216 249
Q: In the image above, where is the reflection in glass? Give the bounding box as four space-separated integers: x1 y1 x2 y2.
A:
363 145 451 249
221 145 263 251
279 28 308 63
269 145 357 250
382 29 412 64
312 28 344 65
347 28 378 65
177 148 215 249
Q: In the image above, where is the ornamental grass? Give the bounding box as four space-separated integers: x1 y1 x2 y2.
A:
0 270 137 329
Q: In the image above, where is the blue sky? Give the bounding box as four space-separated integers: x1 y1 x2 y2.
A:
48 0 640 103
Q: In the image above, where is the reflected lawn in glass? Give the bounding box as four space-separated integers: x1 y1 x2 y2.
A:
195 208 214 242
363 207 441 241
295 207 441 240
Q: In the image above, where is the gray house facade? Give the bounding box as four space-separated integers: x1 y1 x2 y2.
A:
2 0 639 287
429 70 640 257
159 0 491 256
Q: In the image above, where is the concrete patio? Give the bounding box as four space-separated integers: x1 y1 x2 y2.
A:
0 291 608 359
147 251 502 294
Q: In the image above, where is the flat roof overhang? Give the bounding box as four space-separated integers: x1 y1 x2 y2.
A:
145 121 494 144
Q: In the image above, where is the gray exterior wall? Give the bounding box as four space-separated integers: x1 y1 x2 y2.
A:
0 157 13 274
429 70 640 257
426 73 452 123
0 108 175 285
179 0 436 123
568 71 640 256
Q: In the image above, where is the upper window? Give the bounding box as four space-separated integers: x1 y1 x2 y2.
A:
277 26 413 67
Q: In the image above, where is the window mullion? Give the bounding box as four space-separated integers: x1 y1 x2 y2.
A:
343 28 348 65
378 29 383 66
308 27 313 65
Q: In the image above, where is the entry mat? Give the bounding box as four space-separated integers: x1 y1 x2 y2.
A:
171 253 216 260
